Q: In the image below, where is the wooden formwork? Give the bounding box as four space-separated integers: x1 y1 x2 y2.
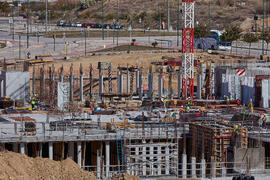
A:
189 121 247 164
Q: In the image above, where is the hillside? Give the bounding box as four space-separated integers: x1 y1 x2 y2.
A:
68 0 264 31
1 0 267 31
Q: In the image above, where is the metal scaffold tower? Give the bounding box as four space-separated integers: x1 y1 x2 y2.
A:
182 0 195 99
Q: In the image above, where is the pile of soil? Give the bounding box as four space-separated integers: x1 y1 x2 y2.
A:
0 151 96 180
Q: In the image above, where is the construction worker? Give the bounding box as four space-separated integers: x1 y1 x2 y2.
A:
31 98 36 110
186 105 190 112
225 96 230 105
262 115 267 127
234 124 239 133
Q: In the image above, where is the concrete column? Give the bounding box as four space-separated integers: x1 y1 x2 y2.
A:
105 141 110 178
165 146 170 175
158 74 163 98
77 141 82 168
99 75 103 95
97 149 101 180
68 142 74 160
142 146 146 176
80 74 84 102
148 73 153 100
60 72 64 83
157 146 161 175
139 72 143 100
32 70 35 95
197 73 202 99
200 158 206 178
49 142 53 160
221 163 226 177
117 71 123 94
191 157 197 178
178 74 182 99
70 73 74 102
135 147 139 176
182 154 187 178
20 143 25 154
150 146 154 175
136 70 139 94
40 143 43 157
126 70 130 94
13 143 18 153
211 156 216 178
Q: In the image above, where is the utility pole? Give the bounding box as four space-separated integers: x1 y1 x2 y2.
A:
263 0 265 55
45 0 48 34
27 0 29 48
19 35 21 59
158 3 161 32
167 0 170 31
85 30 87 56
208 0 211 27
11 4 15 41
117 0 119 46
102 0 104 40
177 0 180 47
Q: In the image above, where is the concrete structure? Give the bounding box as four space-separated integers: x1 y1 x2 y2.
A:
0 71 30 100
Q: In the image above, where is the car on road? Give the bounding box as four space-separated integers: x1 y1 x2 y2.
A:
94 24 102 29
72 22 82 27
63 22 72 27
103 24 112 29
82 23 95 28
57 20 65 26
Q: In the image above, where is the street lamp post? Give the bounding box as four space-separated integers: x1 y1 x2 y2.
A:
102 0 104 40
27 0 29 48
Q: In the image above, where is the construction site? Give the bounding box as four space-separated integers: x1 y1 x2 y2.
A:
1 0 270 180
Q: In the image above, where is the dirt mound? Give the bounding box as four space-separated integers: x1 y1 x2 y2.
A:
0 151 96 180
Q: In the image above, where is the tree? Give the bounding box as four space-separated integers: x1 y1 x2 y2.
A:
242 32 259 56
221 25 242 54
194 24 210 51
194 24 211 38
259 31 270 54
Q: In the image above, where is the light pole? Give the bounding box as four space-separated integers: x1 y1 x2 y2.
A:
10 4 15 41
85 30 87 56
167 0 170 31
27 0 29 48
263 0 265 55
48 10 51 32
45 0 48 34
19 35 21 59
102 0 104 40
117 0 119 46
177 0 180 47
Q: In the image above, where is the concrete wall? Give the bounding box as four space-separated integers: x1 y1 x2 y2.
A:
0 71 30 100
234 147 265 170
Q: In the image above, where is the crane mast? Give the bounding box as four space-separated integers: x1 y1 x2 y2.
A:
182 0 195 100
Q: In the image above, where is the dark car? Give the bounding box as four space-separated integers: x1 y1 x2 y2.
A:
63 22 71 27
83 23 95 28
94 24 102 29
112 24 123 30
103 24 112 29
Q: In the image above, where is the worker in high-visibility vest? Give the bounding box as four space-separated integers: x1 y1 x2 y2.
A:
31 98 36 109
262 115 267 127
234 124 239 133
225 96 230 105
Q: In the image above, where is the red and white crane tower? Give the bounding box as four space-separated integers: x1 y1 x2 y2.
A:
182 0 195 100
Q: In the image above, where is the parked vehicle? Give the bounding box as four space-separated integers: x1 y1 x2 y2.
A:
103 24 112 29
72 22 82 27
112 24 123 30
94 24 102 29
63 22 72 27
209 30 232 51
82 23 95 28
57 20 65 26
